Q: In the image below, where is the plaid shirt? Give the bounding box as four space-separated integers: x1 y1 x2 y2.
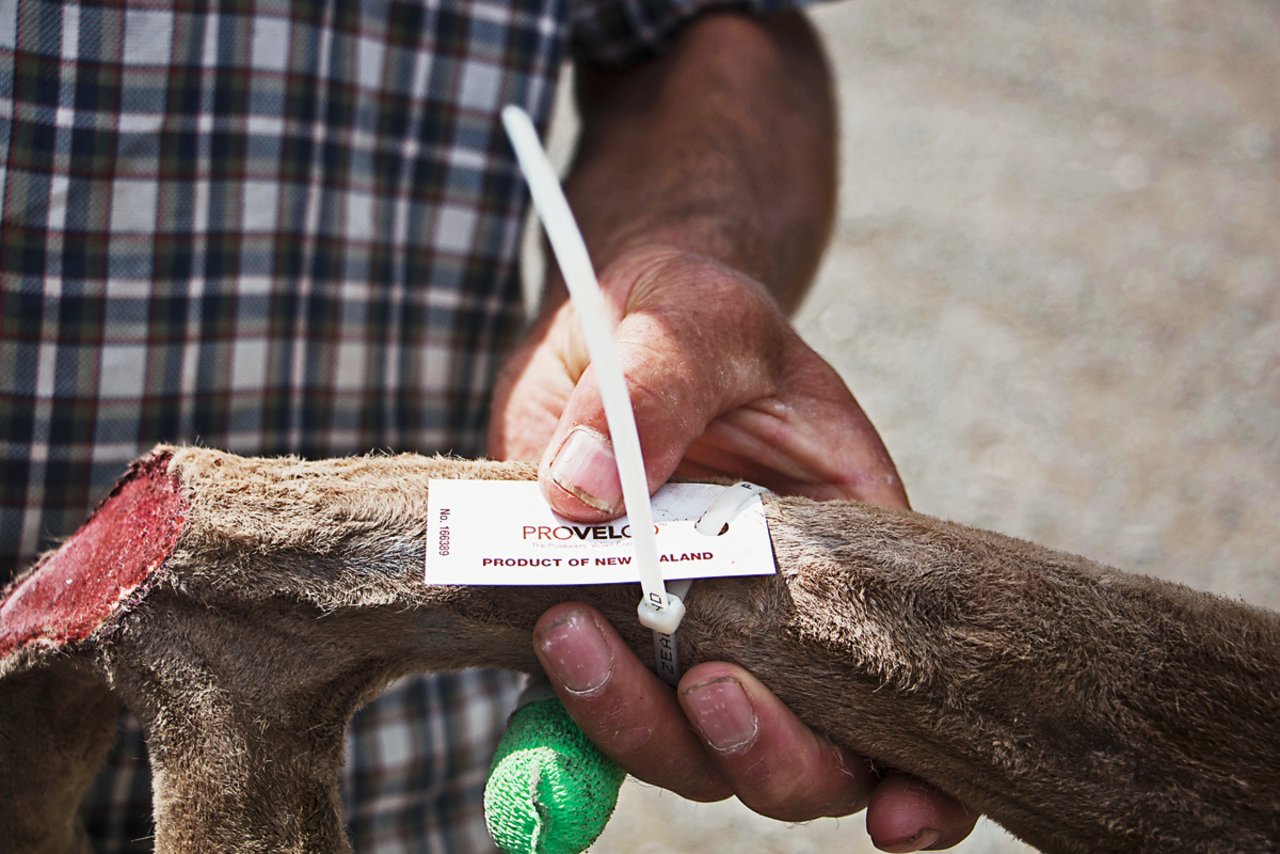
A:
1 0 802 850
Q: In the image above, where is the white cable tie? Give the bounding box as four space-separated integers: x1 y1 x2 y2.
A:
500 106 676 633
650 576 692 686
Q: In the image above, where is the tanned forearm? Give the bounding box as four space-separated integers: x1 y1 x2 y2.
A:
561 10 837 311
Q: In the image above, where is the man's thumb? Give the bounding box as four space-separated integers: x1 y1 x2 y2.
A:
538 350 721 522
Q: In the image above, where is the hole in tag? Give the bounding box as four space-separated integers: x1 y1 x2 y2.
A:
693 481 768 538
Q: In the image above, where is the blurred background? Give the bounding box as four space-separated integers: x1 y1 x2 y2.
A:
528 0 1279 849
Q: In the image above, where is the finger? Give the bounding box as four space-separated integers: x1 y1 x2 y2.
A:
718 357 909 508
532 602 733 802
538 309 765 520
677 661 877 822
487 319 577 462
866 773 979 852
772 354 910 509
678 421 902 506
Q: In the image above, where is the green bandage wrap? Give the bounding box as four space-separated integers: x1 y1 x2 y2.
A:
484 697 626 854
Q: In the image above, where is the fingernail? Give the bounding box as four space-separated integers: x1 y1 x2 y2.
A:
535 609 613 696
879 827 941 853
549 427 624 514
682 676 759 754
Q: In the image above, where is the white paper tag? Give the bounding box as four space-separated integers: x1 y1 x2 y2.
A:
425 480 776 586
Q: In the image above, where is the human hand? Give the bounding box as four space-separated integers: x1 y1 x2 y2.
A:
488 245 908 514
489 246 977 850
531 603 977 851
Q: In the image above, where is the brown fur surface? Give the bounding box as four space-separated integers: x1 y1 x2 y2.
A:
1 446 1277 852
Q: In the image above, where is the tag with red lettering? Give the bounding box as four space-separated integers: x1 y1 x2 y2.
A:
425 480 775 586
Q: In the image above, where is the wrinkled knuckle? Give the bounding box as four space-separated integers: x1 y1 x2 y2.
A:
741 791 825 824
597 720 655 756
625 360 702 428
681 780 735 803
631 764 732 804
625 365 680 412
739 755 870 822
734 763 819 821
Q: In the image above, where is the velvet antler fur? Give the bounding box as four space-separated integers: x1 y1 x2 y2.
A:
1 447 1277 852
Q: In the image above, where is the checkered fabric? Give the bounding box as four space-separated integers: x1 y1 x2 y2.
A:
1 0 806 850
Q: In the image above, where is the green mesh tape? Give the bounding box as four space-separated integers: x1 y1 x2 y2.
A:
484 697 626 854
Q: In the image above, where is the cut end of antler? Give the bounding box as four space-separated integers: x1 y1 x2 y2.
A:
0 450 187 659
